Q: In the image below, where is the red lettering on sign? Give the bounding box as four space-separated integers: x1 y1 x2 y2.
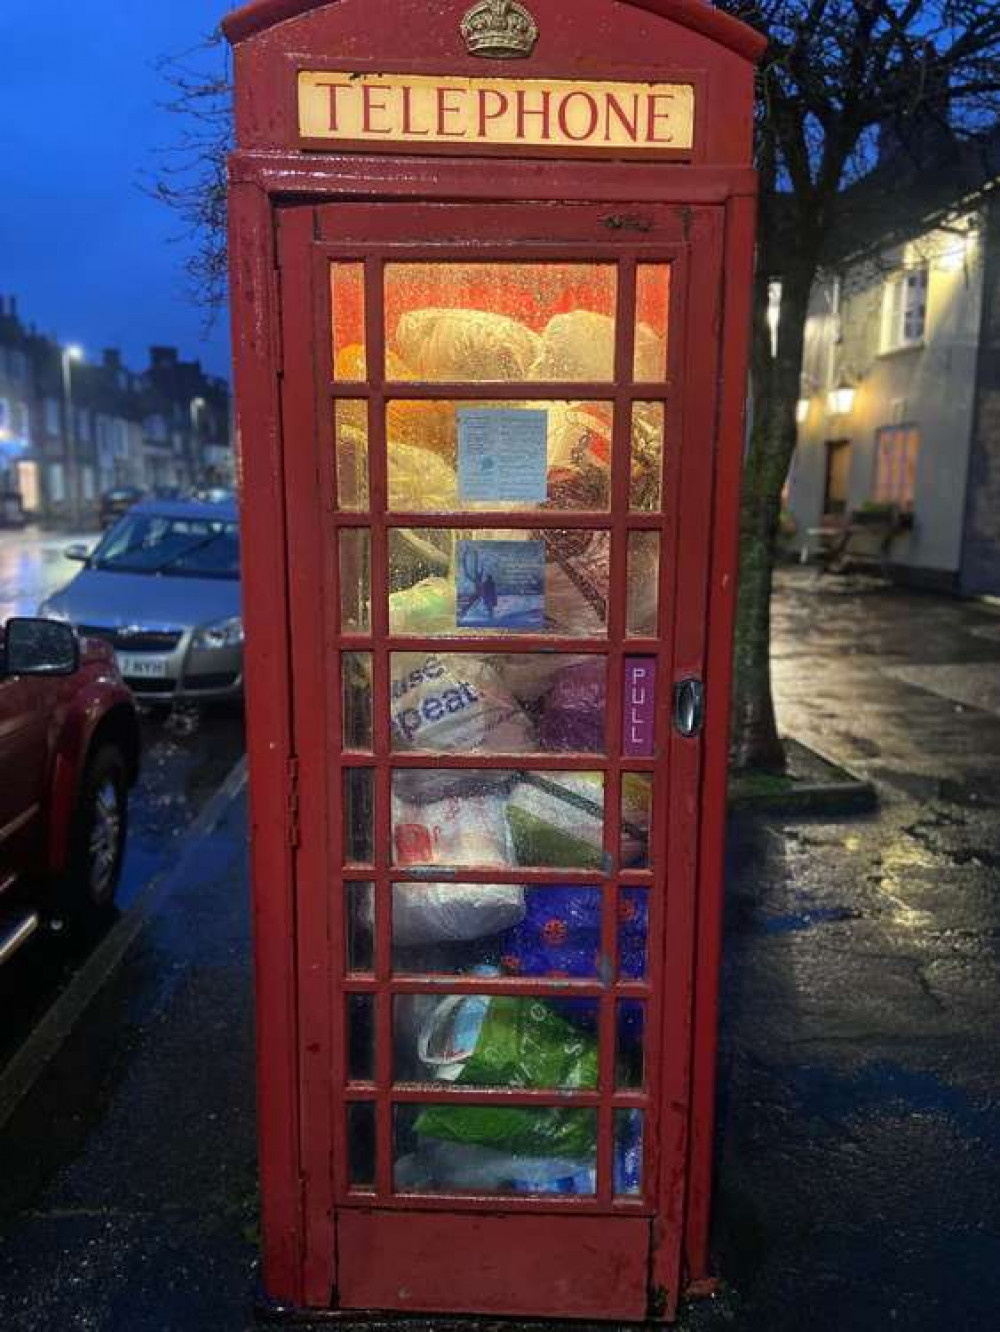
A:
436 86 466 137
516 88 553 141
401 85 430 136
604 91 641 143
317 81 352 133
362 83 392 135
646 92 676 143
478 88 510 137
558 90 600 142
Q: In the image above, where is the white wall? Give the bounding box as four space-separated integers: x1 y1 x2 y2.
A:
789 215 986 576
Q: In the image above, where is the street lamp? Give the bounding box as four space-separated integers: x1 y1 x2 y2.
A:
61 344 85 526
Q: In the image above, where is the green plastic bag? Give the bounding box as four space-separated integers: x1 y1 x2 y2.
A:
415 997 598 1159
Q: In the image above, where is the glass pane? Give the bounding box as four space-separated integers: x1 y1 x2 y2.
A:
332 263 367 381
386 401 613 513
389 529 610 639
618 888 649 982
395 1103 597 1196
631 403 665 512
344 769 375 865
395 995 599 1089
614 1109 644 1198
339 529 371 633
385 262 618 383
392 770 606 871
348 1102 377 1190
391 884 603 977
335 400 369 510
343 652 373 751
348 993 375 1082
389 653 606 756
616 1002 645 1090
627 532 660 637
635 265 670 382
623 774 653 869
347 882 374 974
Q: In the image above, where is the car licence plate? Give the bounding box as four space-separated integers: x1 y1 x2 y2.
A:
117 654 170 680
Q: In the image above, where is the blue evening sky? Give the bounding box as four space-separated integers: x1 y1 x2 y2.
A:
0 1 241 381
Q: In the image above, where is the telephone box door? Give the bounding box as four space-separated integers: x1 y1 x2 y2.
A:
277 197 725 1322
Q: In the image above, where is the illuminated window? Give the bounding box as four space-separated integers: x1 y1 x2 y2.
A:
874 425 919 510
881 267 928 353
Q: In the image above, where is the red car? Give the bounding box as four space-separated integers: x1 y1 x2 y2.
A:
0 617 140 966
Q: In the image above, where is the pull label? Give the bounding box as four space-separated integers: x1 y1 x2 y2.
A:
624 658 657 758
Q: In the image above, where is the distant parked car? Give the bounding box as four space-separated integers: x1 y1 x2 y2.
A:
0 617 140 965
98 485 146 529
40 498 244 704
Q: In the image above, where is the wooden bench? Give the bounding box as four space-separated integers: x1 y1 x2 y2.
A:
802 506 914 575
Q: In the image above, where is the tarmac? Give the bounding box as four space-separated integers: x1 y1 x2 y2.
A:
2 568 1000 1331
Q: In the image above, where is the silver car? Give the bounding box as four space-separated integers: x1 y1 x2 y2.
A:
39 498 243 703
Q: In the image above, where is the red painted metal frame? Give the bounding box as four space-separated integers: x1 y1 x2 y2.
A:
224 0 767 64
227 0 761 1321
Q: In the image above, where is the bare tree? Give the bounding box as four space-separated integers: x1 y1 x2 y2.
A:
144 31 233 323
717 0 1000 770
150 7 1000 773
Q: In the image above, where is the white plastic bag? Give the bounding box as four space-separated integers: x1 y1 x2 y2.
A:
390 653 536 755
390 789 525 945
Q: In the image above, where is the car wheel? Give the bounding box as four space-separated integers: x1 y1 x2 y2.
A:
61 745 129 924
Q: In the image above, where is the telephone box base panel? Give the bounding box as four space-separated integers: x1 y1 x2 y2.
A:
336 1212 649 1322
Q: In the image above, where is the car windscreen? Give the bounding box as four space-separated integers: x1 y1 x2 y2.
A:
91 514 241 579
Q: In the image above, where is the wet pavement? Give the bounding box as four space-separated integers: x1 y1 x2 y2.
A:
0 568 999 1330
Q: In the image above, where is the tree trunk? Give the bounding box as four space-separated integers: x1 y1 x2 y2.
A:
731 252 818 772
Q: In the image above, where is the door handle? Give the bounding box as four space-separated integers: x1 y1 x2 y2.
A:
673 678 705 738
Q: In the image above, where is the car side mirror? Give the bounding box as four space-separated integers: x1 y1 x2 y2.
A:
64 544 91 563
3 618 80 678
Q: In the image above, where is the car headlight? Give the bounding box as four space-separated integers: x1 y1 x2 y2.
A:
192 616 244 651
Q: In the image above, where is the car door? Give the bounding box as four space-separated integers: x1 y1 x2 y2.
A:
0 645 51 877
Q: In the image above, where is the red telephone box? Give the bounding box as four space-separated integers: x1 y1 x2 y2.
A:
225 0 763 1321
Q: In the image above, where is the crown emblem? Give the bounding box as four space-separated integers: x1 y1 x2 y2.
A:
461 0 539 59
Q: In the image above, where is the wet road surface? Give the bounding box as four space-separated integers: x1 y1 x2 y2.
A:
0 704 245 1069
0 525 98 621
0 568 998 1330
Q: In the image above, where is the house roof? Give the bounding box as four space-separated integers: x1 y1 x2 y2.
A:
222 0 767 62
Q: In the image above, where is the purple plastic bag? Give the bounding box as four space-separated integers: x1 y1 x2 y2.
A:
539 659 607 753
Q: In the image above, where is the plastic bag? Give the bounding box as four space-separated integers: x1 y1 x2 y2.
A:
396 308 541 382
499 886 649 982
531 311 665 383
390 789 524 945
414 998 598 1159
389 577 456 635
544 530 610 636
419 995 597 1089
390 653 536 755
506 772 607 869
395 1140 595 1195
539 657 606 753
